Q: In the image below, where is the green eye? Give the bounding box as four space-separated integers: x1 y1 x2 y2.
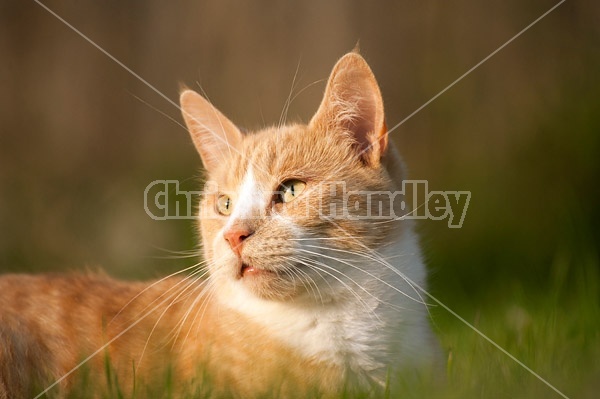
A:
279 179 306 203
216 194 232 215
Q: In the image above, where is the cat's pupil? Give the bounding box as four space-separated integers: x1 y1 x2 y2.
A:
280 179 306 203
217 194 232 215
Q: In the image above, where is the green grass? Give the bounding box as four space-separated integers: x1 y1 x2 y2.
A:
428 256 600 399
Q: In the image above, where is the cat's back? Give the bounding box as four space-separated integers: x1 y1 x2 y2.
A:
0 273 165 397
0 273 148 325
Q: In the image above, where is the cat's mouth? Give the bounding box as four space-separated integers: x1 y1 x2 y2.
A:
240 262 275 278
240 263 252 276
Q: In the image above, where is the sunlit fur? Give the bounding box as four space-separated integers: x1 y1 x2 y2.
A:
0 52 440 398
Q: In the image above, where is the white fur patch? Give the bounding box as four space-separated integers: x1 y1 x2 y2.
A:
224 165 264 230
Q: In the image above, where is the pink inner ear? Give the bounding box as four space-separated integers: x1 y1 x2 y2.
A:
348 93 378 153
333 83 385 162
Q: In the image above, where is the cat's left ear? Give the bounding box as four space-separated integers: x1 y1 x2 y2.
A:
180 89 242 173
309 52 388 167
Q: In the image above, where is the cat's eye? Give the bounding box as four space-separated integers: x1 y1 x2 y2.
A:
216 194 233 215
279 179 306 203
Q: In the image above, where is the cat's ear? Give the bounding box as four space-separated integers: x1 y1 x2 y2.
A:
180 89 242 172
309 52 387 167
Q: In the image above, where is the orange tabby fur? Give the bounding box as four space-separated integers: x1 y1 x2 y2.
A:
0 274 344 397
0 52 439 398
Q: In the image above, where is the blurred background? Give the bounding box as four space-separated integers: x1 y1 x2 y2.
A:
1 0 599 397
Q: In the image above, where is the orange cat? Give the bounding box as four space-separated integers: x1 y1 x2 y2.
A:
0 52 440 398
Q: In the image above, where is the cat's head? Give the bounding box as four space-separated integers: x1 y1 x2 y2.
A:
180 52 399 303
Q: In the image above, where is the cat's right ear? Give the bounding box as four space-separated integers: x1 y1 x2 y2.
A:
309 52 387 168
180 89 242 172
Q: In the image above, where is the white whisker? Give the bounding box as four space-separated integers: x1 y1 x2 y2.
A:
290 255 381 323
176 279 219 350
278 58 302 129
109 262 205 326
136 271 205 369
282 259 324 304
136 266 213 361
294 253 407 313
300 245 425 305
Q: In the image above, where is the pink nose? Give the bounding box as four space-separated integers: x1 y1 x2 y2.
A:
224 228 253 256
